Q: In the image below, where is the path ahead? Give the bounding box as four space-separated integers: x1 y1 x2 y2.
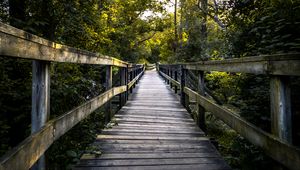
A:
74 70 230 170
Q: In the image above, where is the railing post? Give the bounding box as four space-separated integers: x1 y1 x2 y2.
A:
119 67 126 109
126 65 129 101
270 76 292 143
198 71 206 131
170 68 173 89
105 65 112 124
130 70 133 93
31 60 50 170
133 68 136 88
167 67 170 85
174 70 178 94
180 65 186 106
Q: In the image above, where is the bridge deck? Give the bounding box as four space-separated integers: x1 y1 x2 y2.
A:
74 70 230 170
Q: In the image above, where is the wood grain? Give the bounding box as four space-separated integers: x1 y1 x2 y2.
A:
74 70 230 170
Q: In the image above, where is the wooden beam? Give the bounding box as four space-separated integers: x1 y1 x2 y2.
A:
31 60 50 170
0 86 127 170
159 71 180 88
0 22 127 67
119 68 126 109
183 54 300 76
105 66 112 124
270 76 292 143
183 87 300 170
174 71 178 94
197 71 206 131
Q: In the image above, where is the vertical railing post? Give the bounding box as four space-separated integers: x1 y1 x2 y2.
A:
126 65 129 101
133 67 136 89
31 60 50 170
119 67 126 109
167 67 170 85
105 65 112 124
174 70 178 94
180 65 186 106
197 71 206 131
270 76 292 143
130 69 133 93
170 68 173 89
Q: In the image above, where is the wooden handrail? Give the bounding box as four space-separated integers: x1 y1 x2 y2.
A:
0 23 145 169
159 53 300 76
158 55 300 170
0 22 128 67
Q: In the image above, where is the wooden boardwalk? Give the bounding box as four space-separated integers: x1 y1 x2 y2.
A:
74 70 230 170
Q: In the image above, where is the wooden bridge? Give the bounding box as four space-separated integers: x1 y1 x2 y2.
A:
74 70 230 170
1 23 300 170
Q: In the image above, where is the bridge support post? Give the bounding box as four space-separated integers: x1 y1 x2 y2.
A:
119 67 126 109
130 70 133 93
170 69 173 89
105 65 112 124
167 68 170 85
174 70 178 94
270 76 292 143
133 68 136 88
126 65 129 101
31 60 50 170
180 65 190 112
197 71 206 131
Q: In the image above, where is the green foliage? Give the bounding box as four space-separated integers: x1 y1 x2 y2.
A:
0 58 31 156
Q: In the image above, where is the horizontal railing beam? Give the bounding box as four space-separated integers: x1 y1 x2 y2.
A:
159 71 180 88
128 69 144 89
0 22 127 67
183 54 300 76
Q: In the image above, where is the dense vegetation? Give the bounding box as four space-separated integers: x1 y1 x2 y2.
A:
0 0 299 169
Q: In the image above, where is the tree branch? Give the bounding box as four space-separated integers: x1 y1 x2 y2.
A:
197 0 226 29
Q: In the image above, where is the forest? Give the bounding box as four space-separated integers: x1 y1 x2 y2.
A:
0 0 300 169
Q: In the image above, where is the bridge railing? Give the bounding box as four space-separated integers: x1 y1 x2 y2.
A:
158 54 300 170
0 22 145 169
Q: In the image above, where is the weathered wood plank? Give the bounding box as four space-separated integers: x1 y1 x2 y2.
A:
80 153 220 160
183 53 300 76
270 76 292 143
74 164 230 170
0 23 128 67
31 60 50 169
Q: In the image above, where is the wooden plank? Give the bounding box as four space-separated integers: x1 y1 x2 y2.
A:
184 87 300 170
77 157 225 166
183 53 300 76
96 135 208 141
80 153 220 159
31 60 50 169
105 66 112 124
0 22 128 67
197 70 206 131
115 114 193 121
102 128 204 135
74 164 230 170
270 76 292 143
